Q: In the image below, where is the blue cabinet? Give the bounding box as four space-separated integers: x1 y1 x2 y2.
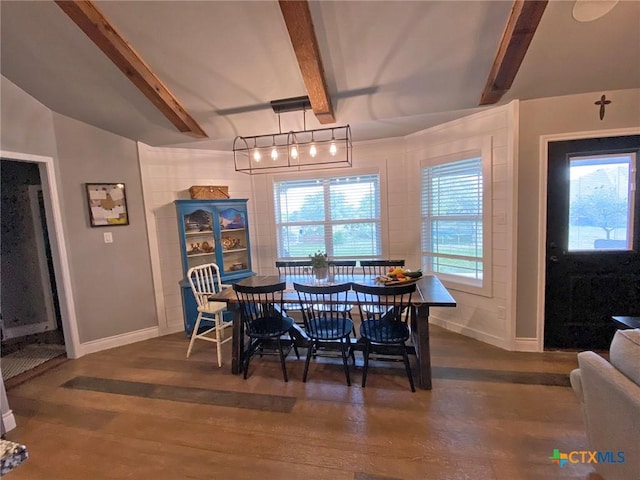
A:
175 199 255 336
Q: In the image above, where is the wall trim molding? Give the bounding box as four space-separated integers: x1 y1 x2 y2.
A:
76 326 160 356
429 315 511 351
2 409 17 433
514 337 540 352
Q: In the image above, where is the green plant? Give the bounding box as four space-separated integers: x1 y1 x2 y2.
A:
309 250 328 269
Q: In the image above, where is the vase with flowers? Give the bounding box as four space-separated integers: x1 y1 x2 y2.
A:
309 250 329 280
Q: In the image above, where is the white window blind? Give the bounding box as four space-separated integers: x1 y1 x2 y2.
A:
274 174 381 259
421 157 483 281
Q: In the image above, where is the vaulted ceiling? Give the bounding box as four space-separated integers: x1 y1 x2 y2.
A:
1 0 638 151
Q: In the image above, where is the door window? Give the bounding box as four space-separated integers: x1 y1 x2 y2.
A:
568 153 636 251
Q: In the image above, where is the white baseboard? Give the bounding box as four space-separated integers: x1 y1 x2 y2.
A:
513 337 541 352
431 316 543 352
2 409 17 433
430 316 511 350
163 322 186 336
76 326 160 357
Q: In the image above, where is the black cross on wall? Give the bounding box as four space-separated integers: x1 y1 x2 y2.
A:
594 94 611 120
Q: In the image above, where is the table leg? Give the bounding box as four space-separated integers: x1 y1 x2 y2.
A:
414 304 432 390
231 306 243 375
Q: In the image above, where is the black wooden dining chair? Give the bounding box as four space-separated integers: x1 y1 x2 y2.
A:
233 281 297 382
276 260 313 318
352 282 417 391
359 260 406 317
360 259 405 276
294 282 354 386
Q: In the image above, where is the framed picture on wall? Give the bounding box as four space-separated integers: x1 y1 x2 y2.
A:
85 183 129 227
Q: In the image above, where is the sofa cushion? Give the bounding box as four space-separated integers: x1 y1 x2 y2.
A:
609 328 640 385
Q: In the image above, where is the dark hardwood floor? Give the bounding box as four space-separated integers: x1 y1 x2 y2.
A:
4 325 604 479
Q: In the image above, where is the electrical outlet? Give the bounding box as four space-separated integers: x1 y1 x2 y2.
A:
103 232 113 244
497 306 506 319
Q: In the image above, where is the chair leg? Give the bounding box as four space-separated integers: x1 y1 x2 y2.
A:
243 340 255 380
340 338 351 386
277 338 289 382
401 346 415 392
361 340 370 388
302 340 315 383
215 313 223 368
291 333 300 360
186 313 203 358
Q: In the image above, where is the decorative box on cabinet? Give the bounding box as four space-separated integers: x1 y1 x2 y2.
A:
174 199 255 336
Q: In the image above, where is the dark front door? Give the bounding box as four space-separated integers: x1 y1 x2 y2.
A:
545 135 640 350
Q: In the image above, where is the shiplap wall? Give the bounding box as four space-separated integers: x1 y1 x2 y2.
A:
405 102 518 350
138 145 254 334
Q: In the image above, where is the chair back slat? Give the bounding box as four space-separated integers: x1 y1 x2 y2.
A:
187 263 223 309
360 259 405 276
276 260 313 276
328 260 356 276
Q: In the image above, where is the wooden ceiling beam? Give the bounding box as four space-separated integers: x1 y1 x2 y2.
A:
55 0 207 138
279 0 335 124
479 0 548 105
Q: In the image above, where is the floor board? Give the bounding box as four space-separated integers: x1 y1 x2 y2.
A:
4 325 605 479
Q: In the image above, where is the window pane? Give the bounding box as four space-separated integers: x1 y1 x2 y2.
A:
275 174 381 259
333 222 381 256
568 154 634 251
421 156 483 281
278 225 325 257
428 220 482 257
276 182 324 222
429 255 482 279
330 177 379 220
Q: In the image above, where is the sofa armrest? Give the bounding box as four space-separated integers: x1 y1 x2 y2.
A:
576 351 640 479
569 368 583 403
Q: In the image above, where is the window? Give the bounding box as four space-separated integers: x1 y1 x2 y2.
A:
568 153 635 251
421 153 490 293
274 174 381 259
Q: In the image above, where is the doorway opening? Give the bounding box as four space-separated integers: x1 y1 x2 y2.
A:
1 159 66 382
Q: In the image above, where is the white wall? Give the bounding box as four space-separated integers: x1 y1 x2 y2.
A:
405 102 518 350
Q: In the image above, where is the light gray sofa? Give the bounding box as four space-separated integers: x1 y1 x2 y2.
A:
570 328 640 480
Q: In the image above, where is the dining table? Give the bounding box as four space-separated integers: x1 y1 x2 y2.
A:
209 273 456 390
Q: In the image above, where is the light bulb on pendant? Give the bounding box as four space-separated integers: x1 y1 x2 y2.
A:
270 135 278 160
253 149 261 162
329 142 337 156
309 144 317 158
290 145 298 159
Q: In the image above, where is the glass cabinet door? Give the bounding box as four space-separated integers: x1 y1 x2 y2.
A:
218 207 249 274
183 209 216 270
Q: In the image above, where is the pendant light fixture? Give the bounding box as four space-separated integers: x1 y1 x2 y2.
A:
233 96 352 175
